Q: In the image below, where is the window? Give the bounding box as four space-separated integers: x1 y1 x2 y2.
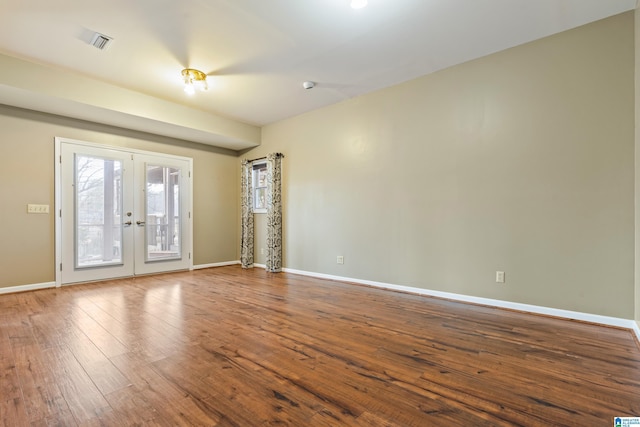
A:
252 161 267 213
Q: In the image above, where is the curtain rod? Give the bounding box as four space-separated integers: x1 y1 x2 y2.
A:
247 152 285 163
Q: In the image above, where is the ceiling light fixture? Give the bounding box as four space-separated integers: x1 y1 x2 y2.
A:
350 0 368 9
182 68 208 95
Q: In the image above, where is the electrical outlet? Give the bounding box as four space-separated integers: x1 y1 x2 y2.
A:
337 256 344 265
27 204 49 214
261 248 264 255
496 271 505 283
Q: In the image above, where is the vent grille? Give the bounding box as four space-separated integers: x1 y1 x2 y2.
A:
90 32 113 50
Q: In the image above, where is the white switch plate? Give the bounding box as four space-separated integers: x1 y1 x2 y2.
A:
337 256 344 264
496 271 505 283
27 204 49 214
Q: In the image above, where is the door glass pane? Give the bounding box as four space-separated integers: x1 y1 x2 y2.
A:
75 154 123 268
146 164 181 261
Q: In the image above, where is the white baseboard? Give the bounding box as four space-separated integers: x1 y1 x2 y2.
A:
214 262 265 269
2 268 639 343
282 267 640 341
193 260 240 270
0 281 56 295
235 263 266 269
633 322 640 342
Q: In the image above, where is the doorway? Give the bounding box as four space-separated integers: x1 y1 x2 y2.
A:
55 138 192 285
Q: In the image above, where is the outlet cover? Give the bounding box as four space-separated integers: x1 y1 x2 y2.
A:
27 204 49 214
337 256 344 265
496 271 505 283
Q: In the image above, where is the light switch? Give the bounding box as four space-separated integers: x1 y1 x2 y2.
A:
27 204 49 214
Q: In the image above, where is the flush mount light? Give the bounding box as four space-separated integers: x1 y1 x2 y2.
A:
181 68 208 95
351 0 368 9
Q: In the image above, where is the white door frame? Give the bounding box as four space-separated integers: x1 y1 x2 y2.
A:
54 137 194 287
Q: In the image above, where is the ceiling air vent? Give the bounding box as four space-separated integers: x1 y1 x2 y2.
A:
90 32 113 50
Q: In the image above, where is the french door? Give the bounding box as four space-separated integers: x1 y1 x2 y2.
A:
57 139 192 285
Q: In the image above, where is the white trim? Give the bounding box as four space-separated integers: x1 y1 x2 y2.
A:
187 158 194 272
230 263 267 269
54 137 194 161
193 261 240 270
251 160 268 214
54 138 62 287
0 282 55 295
282 267 640 338
633 321 640 342
4 267 638 342
55 137 194 284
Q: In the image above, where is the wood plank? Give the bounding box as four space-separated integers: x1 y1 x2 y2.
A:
0 265 638 426
43 346 111 424
0 323 30 427
7 324 73 424
109 351 221 426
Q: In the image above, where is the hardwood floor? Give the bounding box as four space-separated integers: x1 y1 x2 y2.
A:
1 266 639 426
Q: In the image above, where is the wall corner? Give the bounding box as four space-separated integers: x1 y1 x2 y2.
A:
634 7 640 324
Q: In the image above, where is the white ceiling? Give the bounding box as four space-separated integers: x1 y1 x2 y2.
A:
0 0 635 149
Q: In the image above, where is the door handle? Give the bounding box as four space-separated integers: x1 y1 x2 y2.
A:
124 221 132 226
136 220 145 226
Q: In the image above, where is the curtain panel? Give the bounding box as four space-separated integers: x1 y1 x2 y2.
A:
265 153 283 272
240 159 254 268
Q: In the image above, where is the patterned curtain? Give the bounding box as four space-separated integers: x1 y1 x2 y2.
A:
240 159 254 268
265 153 283 272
